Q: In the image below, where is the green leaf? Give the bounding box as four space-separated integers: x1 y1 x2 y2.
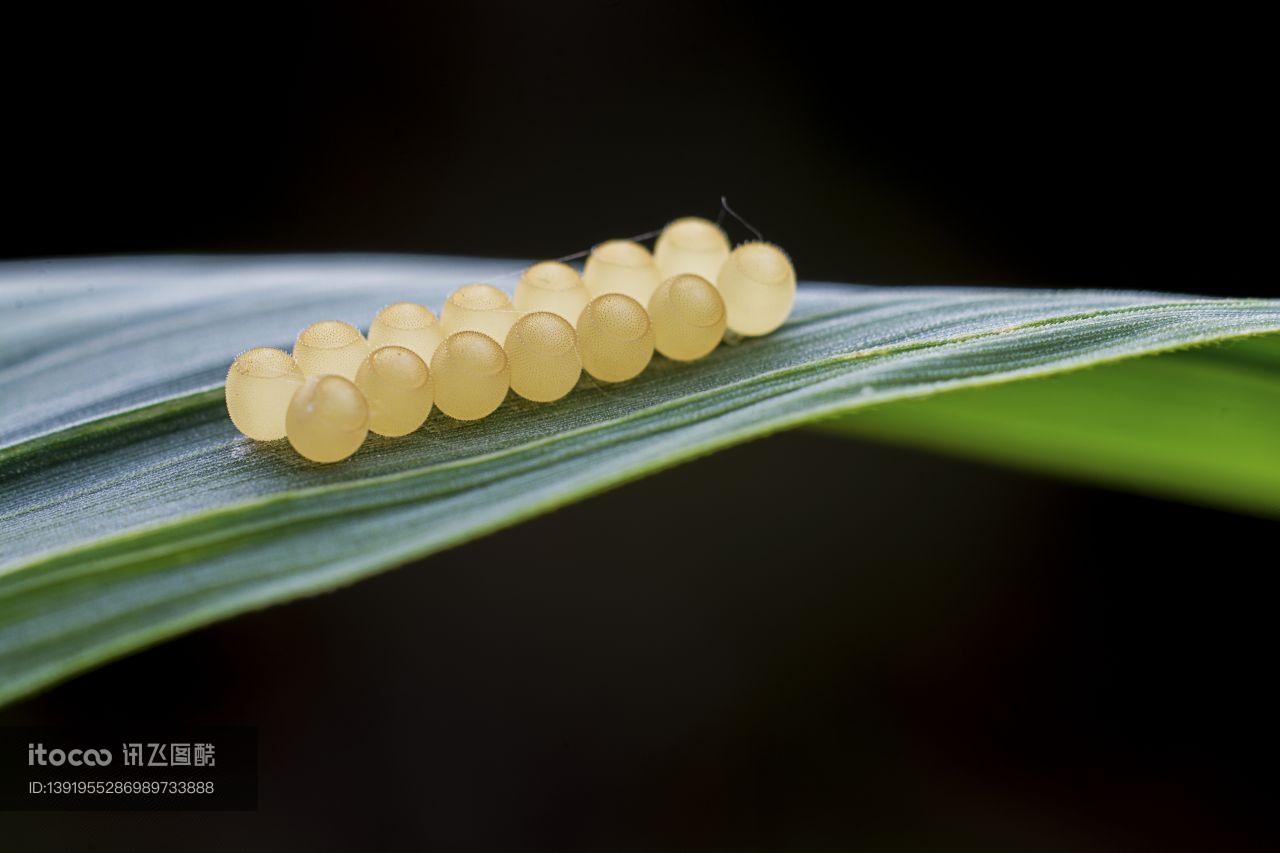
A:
825 334 1280 516
2 256 1279 707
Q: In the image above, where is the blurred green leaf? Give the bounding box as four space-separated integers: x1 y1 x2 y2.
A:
2 256 1278 706
826 334 1280 516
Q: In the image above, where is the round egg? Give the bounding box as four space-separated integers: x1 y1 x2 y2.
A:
355 345 433 437
504 311 582 402
577 293 655 383
285 374 370 463
716 242 797 336
293 320 370 380
430 331 510 420
648 274 727 361
441 283 522 344
224 346 305 441
514 261 591 325
368 301 444 364
653 217 731 283
582 239 663 306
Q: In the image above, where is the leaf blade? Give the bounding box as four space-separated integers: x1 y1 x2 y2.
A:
826 334 1280 516
2 255 1279 706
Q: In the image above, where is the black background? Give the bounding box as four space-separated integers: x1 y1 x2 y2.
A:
2 3 1275 850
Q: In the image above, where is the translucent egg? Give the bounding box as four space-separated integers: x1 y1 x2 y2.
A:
716 242 797 336
224 347 305 441
354 346 433 437
285 375 370 463
514 261 591 325
653 217 731 283
504 311 582 402
441 283 522 344
577 293 655 383
648 274 727 362
430 331 510 420
582 239 664 305
293 320 370 381
368 302 445 364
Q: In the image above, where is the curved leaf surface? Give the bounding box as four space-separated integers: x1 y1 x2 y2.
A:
2 255 1278 706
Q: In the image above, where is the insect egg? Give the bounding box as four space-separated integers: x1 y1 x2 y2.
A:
653 217 731 283
368 302 445 364
285 375 370 463
514 261 591 325
224 347 305 441
582 239 664 306
504 311 582 402
430 331 511 420
354 346 434 437
441 283 523 344
576 293 655 383
716 242 797 336
293 320 371 381
648 274 727 362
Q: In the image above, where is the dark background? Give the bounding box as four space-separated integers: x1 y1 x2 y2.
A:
2 3 1275 850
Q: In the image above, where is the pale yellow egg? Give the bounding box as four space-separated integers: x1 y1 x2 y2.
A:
648 274 727 362
504 311 582 402
577 293 655 383
224 346 305 441
293 320 370 380
582 239 663 305
716 242 797 336
368 302 445 364
430 331 510 420
285 374 370 463
653 217 731 283
441 283 522 344
514 261 591 325
355 345 434 437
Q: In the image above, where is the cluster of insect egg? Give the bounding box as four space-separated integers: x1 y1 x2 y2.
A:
224 217 796 463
